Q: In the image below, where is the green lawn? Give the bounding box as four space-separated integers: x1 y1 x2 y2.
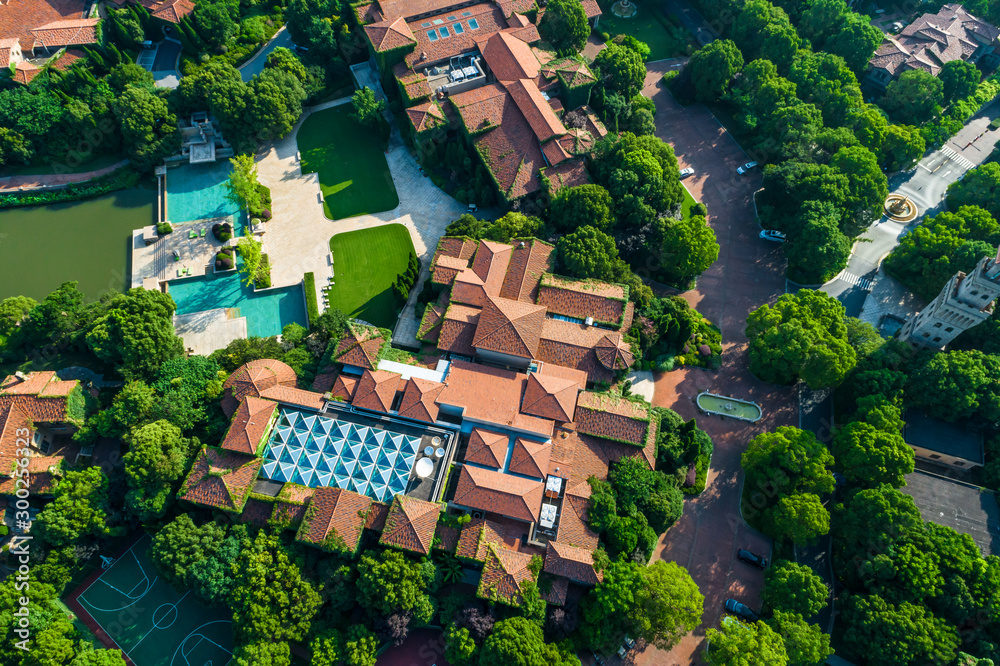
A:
327 224 415 328
681 182 697 219
298 106 399 220
598 4 694 61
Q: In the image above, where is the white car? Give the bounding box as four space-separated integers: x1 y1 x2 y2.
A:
737 161 758 174
759 229 786 243
679 167 694 178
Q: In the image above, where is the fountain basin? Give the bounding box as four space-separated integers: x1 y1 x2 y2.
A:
696 392 762 422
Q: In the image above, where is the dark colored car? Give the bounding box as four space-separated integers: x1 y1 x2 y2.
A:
725 599 759 622
737 549 768 569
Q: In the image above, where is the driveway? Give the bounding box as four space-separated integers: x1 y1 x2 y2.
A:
636 65 798 665
239 26 293 82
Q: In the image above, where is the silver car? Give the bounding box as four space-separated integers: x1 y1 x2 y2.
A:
679 167 694 178
737 161 758 174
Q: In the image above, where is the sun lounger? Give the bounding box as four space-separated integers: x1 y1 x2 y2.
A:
200 228 207 237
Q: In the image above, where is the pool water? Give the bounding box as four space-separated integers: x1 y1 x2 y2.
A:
167 262 307 337
696 393 762 422
165 161 242 227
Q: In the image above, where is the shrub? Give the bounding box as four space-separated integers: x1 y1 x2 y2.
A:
0 167 140 209
157 222 173 234
304 272 319 325
260 209 272 220
662 70 679 84
213 222 233 242
691 202 708 217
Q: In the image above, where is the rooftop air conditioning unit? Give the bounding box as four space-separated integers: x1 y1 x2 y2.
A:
585 316 594 326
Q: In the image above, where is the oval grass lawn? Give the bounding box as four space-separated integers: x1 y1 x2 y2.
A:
297 105 399 220
327 224 416 328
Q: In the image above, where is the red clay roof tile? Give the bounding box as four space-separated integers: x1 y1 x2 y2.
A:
397 377 445 423
520 372 578 422
221 396 277 455
454 464 543 523
464 428 509 468
499 238 554 302
478 544 534 606
353 369 402 413
544 540 602 584
380 495 443 555
296 486 373 553
509 437 551 479
179 447 261 513
472 295 546 358
221 359 297 417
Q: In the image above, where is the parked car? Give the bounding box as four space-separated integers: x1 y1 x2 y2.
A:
737 549 768 569
725 599 759 622
616 636 635 658
141 40 154 49
737 161 758 174
679 167 694 178
759 229 786 243
467 203 478 213
591 653 605 666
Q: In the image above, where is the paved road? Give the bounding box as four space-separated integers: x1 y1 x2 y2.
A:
821 100 1000 316
239 26 293 82
637 64 798 666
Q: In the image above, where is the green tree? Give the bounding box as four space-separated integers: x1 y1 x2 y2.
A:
767 611 833 666
557 225 622 281
593 43 646 98
881 70 944 125
947 162 1000 219
85 287 184 381
34 467 108 547
940 60 980 103
19 282 85 345
579 560 704 653
660 215 719 283
250 69 307 142
829 145 888 236
831 421 914 488
0 295 36 337
906 350 1000 422
193 1 238 51
123 420 193 519
483 211 543 243
549 184 614 232
230 531 321 642
826 12 882 72
746 289 856 388
113 85 180 171
705 617 788 666
107 62 155 93
70 649 128 666
149 514 228 589
0 127 33 166
839 594 959 665
687 39 744 103
444 624 477 665
762 560 828 617
233 641 290 666
880 123 925 171
784 204 851 284
479 617 580 666
767 493 830 545
537 0 589 54
344 625 378 666
237 231 266 287
356 549 434 623
310 630 342 666
742 427 835 502
225 154 264 213
732 0 799 72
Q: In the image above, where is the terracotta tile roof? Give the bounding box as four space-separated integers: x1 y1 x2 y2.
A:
237 497 273 528
542 157 592 195
179 447 261 513
557 128 597 158
509 13 531 27
406 100 447 133
436 360 553 437
521 372 578 422
472 295 546 358
431 256 470 286
397 377 445 422
574 392 650 447
544 541 602 584
0 0 85 52
437 236 479 261
471 240 514 293
258 385 327 411
509 437 551 479
505 23 540 43
355 2 382 23
456 517 503 559
536 362 588 387
537 319 618 384
471 98 546 200
499 238 554 302
0 39 19 68
452 82 508 133
404 4 507 69
539 574 569 605
221 359 297 417
330 374 359 401
538 274 628 324
365 16 416 52
478 544 534 606
0 456 60 495
454 464 543 523
497 0 538 17
353 369 402 413
365 500 391 531
558 486 600 549
333 323 385 371
451 269 489 307
379 0 471 21
434 523 460 552
505 78 566 142
30 18 99 49
479 31 540 81
581 0 602 19
311 367 338 393
417 304 446 344
545 57 597 87
296 486 373 553
464 428 509 468
221 396 277 455
542 137 573 166
380 494 442 555
437 305 481 356
143 0 194 23
273 498 310 527
2 372 61 396
595 334 634 371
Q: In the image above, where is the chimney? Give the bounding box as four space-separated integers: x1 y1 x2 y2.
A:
14 371 28 382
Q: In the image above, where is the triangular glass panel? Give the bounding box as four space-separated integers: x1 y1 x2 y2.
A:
278 446 297 465
312 417 329 435
265 443 283 461
294 431 310 448
347 425 364 443
334 474 351 489
365 429 382 447
357 445 376 466
324 437 345 456
406 436 422 453
305 435 324 453
302 415 317 430
352 480 370 497
315 454 335 474
315 470 333 487
275 426 292 443
372 483 390 502
335 459 356 477
349 442 363 460
376 449 396 468
261 460 278 478
389 434 405 450
337 422 352 438
389 475 408 496
305 451 321 469
375 466 393 484
297 468 315 487
352 462 369 481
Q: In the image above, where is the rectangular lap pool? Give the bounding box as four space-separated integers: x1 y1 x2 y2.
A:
165 161 242 226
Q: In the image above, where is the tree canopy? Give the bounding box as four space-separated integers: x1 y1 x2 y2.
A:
537 0 589 54
762 560 829 617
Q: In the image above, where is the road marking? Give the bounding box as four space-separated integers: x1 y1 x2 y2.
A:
942 146 975 170
840 272 873 291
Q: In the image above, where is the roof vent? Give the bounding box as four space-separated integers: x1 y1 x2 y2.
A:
14 371 27 381
585 316 594 326
519 241 525 247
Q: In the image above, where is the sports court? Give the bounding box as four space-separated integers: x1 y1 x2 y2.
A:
65 534 234 666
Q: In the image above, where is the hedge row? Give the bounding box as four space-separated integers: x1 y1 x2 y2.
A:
0 167 141 210
304 272 319 325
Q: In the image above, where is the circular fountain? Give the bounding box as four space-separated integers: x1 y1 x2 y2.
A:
611 0 638 18
884 194 918 223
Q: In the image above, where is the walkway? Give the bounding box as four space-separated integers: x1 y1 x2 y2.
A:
637 65 798 666
0 159 129 191
239 26 292 82
254 86 466 343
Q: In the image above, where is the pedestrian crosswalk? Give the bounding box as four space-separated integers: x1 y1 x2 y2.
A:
840 272 873 291
942 146 975 170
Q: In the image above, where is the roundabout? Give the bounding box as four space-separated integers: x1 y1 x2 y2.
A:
884 193 919 222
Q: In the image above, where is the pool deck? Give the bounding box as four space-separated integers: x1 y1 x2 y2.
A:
131 218 233 288
255 93 466 347
173 308 248 356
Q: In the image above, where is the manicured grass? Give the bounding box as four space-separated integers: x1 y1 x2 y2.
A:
599 4 694 61
298 106 399 220
681 182 697 219
327 224 415 328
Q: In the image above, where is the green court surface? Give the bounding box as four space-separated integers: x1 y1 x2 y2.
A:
297 105 399 220
71 534 234 666
327 224 416 328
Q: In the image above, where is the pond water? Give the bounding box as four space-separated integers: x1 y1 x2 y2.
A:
696 392 763 422
0 185 155 301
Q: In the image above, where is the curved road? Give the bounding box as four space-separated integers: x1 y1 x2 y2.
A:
239 26 293 82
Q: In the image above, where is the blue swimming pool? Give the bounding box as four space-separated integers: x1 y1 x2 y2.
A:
165 161 243 227
168 266 307 337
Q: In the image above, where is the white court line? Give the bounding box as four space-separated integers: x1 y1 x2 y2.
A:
128 591 191 655
80 551 155 613
76 535 150 607
170 621 235 666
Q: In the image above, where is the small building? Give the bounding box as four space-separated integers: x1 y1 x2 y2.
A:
903 411 985 471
